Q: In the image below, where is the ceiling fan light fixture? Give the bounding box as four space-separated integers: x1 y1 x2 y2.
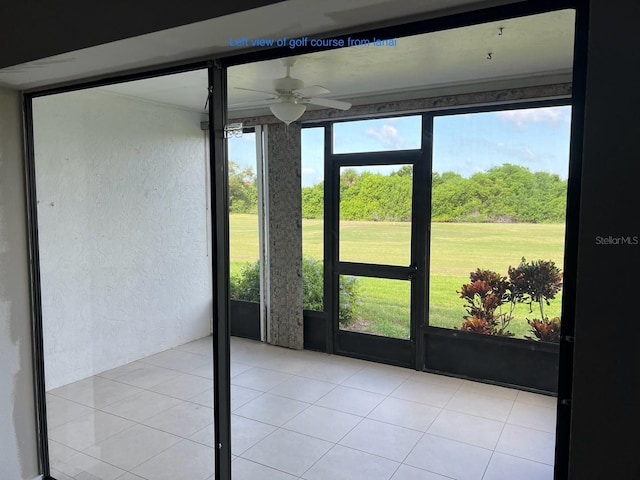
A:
269 101 306 125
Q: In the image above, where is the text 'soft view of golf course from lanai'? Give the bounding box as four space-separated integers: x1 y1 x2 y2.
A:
228 106 571 342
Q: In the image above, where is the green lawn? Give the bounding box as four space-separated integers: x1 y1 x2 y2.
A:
230 214 566 340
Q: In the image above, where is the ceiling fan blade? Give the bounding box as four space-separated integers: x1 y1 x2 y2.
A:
293 85 330 97
228 98 279 108
234 86 279 96
302 97 352 110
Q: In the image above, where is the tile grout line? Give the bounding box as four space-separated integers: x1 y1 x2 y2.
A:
480 392 518 480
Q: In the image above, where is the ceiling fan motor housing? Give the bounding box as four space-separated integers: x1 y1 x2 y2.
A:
273 75 304 94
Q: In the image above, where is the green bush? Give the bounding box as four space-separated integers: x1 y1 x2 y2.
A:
338 274 360 326
302 257 324 312
230 261 261 303
230 257 361 326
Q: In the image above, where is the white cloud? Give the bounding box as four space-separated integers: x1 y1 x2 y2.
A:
498 106 570 128
302 167 317 175
364 124 405 148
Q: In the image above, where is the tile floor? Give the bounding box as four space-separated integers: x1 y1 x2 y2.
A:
47 336 557 480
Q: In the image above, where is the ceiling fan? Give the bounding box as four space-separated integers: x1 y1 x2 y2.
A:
230 58 352 125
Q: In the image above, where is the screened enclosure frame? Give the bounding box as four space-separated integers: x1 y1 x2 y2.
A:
303 99 572 381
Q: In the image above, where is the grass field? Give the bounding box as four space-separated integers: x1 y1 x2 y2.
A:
230 214 566 340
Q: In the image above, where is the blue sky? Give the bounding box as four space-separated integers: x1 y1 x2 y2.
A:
227 105 572 187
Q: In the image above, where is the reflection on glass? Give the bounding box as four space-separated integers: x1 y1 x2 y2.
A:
428 106 571 342
302 127 325 311
339 165 412 266
333 115 421 154
339 276 411 339
33 69 215 479
228 132 260 302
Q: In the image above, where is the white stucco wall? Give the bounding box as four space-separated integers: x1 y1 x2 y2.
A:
33 89 212 390
0 87 40 480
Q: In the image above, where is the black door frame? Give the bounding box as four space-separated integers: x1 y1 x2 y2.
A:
325 118 425 369
320 99 571 380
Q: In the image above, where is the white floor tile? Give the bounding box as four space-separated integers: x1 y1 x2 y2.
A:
258 352 315 375
189 423 214 448
341 370 406 395
315 386 385 416
49 468 76 480
45 337 554 480
391 464 451 480
96 361 149 380
142 401 213 438
83 424 181 471
339 418 422 462
149 373 213 401
427 410 505 449
297 360 363 384
516 391 557 409
173 336 213 356
109 363 180 389
101 390 182 423
302 444 399 480
48 410 135 451
131 439 214 480
368 397 440 432
357 362 413 379
115 472 148 479
231 362 254 378
507 402 557 433
46 396 95 429
232 457 298 480
231 414 277 455
187 362 214 379
283 405 362 443
407 371 464 389
404 434 492 480
495 424 556 465
231 385 263 411
189 388 214 408
231 367 292 391
391 380 457 408
269 375 336 403
48 439 79 463
233 392 310 426
139 348 210 373
483 452 554 480
50 376 143 409
241 428 333 476
445 390 515 422
459 380 519 400
56 451 126 480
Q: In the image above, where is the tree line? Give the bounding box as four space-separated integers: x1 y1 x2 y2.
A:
231 162 568 223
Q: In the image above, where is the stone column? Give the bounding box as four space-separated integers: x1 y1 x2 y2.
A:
264 122 303 349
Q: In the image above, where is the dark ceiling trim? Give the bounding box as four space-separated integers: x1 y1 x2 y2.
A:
0 0 288 69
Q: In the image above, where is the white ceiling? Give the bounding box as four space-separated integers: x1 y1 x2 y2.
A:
227 9 575 115
0 0 520 89
92 9 575 119
0 0 574 120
